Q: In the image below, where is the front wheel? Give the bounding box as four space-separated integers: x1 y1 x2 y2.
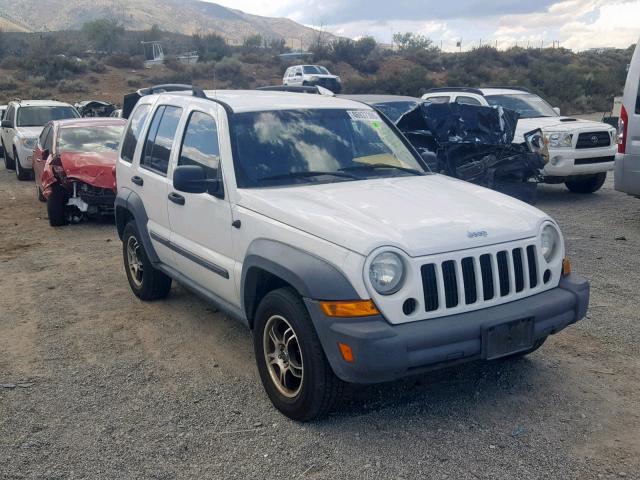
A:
47 184 67 226
122 221 172 301
14 150 31 181
2 141 14 170
565 172 606 194
253 288 344 421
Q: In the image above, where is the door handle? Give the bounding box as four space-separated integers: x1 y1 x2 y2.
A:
131 175 144 186
168 192 185 205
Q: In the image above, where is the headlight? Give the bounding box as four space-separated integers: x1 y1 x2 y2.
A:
369 251 405 295
540 224 560 262
545 132 573 148
21 137 37 149
336 76 341 82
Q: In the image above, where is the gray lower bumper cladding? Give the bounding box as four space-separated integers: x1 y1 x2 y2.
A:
306 274 589 384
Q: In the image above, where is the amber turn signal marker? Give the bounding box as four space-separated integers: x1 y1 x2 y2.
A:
319 300 379 318
562 257 571 276
338 342 354 363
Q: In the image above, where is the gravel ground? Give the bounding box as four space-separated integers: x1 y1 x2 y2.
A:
0 169 639 480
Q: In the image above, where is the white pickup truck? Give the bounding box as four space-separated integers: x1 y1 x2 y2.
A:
115 87 589 420
422 87 617 193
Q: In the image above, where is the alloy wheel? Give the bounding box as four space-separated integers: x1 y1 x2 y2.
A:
263 314 304 398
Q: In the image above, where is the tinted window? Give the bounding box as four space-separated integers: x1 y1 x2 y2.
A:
43 127 54 151
231 109 425 188
141 106 182 175
456 96 482 106
0 108 6 120
39 125 51 148
424 96 450 104
120 104 151 163
178 112 220 179
17 106 79 127
303 66 325 74
58 125 124 154
485 93 557 118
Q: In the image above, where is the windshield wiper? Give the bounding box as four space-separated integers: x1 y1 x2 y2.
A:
339 163 425 176
259 170 358 182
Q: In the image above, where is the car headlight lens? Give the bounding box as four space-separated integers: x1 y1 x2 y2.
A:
369 251 405 295
545 132 573 148
21 137 37 149
541 224 560 262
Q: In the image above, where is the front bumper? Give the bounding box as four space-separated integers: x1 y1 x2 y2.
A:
543 146 615 176
16 143 35 169
614 152 640 197
306 274 589 384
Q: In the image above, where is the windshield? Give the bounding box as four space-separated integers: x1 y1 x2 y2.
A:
17 106 79 127
58 125 124 153
231 109 427 188
303 66 329 75
485 93 558 118
374 101 420 123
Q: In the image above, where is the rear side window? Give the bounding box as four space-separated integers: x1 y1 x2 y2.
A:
121 104 151 163
425 96 450 104
141 106 183 175
178 111 220 179
456 96 482 106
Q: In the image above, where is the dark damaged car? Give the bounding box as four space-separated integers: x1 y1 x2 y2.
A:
32 118 126 226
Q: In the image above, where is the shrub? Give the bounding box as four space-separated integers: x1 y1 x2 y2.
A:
214 57 243 82
88 59 107 73
127 78 143 88
104 54 143 69
0 77 18 90
57 79 88 93
0 55 21 69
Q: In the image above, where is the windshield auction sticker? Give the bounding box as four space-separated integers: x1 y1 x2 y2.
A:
347 110 381 122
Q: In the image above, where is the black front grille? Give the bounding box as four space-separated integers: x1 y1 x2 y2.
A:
421 246 540 313
576 131 611 149
574 155 615 165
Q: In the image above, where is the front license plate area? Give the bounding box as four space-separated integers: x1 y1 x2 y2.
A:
482 318 535 360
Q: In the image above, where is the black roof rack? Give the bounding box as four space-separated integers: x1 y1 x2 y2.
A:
480 85 532 93
256 85 322 94
424 87 484 95
122 84 232 119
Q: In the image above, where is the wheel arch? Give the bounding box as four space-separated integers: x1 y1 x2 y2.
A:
241 239 360 328
115 189 160 264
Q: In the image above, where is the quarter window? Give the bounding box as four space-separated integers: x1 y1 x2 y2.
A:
178 111 220 179
121 104 151 163
141 105 183 175
424 96 450 104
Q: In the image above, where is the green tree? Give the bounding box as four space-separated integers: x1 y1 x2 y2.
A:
393 32 435 51
82 18 124 54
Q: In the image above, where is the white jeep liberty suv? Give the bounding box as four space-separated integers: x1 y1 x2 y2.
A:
115 87 590 421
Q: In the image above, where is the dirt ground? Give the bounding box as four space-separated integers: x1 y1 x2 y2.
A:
0 168 639 480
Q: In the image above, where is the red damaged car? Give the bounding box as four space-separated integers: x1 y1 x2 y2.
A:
33 118 126 226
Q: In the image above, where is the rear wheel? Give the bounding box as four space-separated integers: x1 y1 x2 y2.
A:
47 184 67 226
122 221 172 300
2 140 14 170
253 288 344 421
565 172 606 194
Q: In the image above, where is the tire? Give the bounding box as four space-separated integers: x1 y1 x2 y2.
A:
36 185 46 202
3 141 15 170
565 172 606 194
15 149 31 181
501 336 547 360
253 288 344 421
122 221 172 301
47 184 67 227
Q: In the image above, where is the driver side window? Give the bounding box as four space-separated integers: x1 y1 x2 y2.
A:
178 111 220 180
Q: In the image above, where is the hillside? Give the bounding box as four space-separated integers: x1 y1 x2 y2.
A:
0 0 332 47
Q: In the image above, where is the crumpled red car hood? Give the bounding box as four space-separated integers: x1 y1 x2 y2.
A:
59 151 118 191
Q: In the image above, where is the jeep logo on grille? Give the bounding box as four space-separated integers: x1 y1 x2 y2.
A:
467 230 488 238
590 135 599 144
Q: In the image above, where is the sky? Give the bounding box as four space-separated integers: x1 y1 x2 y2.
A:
207 0 639 51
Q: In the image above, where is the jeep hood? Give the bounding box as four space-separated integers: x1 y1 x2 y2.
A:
59 151 117 191
16 126 43 139
514 117 614 143
236 175 549 257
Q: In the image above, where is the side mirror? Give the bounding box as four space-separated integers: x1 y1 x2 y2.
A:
420 150 438 169
42 149 50 159
173 165 223 197
295 72 302 77
553 107 561 116
1 119 13 128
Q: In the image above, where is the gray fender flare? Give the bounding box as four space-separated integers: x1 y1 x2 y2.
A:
114 189 160 264
241 239 360 324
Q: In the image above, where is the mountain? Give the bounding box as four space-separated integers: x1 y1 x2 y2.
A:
0 0 333 47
